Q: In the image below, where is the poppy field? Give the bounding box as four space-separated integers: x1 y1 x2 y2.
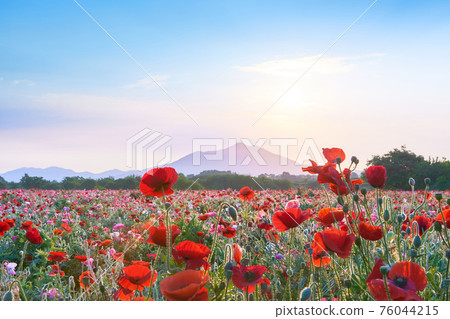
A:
1 148 450 301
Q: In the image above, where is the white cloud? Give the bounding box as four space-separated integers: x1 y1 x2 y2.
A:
123 75 170 89
234 54 384 77
12 79 35 86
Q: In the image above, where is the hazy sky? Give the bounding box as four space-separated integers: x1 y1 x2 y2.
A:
1 0 449 173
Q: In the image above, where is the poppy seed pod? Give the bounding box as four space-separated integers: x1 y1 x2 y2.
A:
379 265 390 275
445 250 450 260
300 287 311 301
410 249 418 258
337 196 344 206
434 222 442 232
383 209 390 221
361 188 367 196
435 193 443 201
335 157 342 164
227 206 237 221
424 178 431 186
354 184 360 192
2 291 13 301
413 235 422 248
351 156 358 163
342 204 349 213
353 194 359 201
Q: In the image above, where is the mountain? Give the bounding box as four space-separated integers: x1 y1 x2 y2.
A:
163 142 308 176
0 167 143 183
1 143 321 182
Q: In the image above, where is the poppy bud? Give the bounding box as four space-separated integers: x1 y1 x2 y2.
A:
378 198 383 207
307 248 313 255
227 206 237 221
300 287 311 301
445 250 450 260
410 249 418 258
353 194 359 201
241 258 250 266
337 196 344 206
383 209 390 221
355 237 362 247
354 184 360 192
335 157 342 164
397 214 405 223
409 178 415 186
2 291 13 301
249 293 254 301
380 265 390 275
219 282 226 292
165 202 171 209
351 156 358 164
413 235 422 248
434 222 442 232
424 178 431 186
342 204 349 213
435 193 443 201
361 188 367 196
304 243 311 249
344 279 352 288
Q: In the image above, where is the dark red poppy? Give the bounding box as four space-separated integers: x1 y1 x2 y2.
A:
159 270 210 301
367 259 427 301
48 252 69 262
172 240 211 270
75 255 88 262
238 187 255 201
26 227 43 245
79 271 96 290
232 264 267 293
365 166 387 188
358 222 383 241
257 222 274 230
0 221 9 236
221 226 237 238
146 222 181 247
140 167 178 197
316 228 355 259
436 209 450 228
48 264 65 277
118 264 157 292
322 148 346 164
413 215 432 236
272 208 312 232
315 207 345 226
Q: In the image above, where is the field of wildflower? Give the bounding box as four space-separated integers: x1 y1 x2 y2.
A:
1 148 449 301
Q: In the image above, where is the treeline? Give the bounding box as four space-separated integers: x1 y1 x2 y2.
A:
0 171 319 191
366 146 450 190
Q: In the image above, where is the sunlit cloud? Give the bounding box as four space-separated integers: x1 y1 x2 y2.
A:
12 79 35 86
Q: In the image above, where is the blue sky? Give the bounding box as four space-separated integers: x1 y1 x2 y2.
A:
1 0 450 173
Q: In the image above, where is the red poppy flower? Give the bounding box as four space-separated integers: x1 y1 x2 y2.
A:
48 252 69 262
436 209 450 228
367 259 427 301
316 228 355 259
3 219 15 228
26 227 43 245
79 271 96 290
118 264 157 292
140 167 178 197
322 148 346 164
238 187 255 201
221 226 237 238
99 239 112 247
413 215 432 236
264 229 280 242
358 222 383 241
0 221 9 236
75 255 88 262
232 264 267 293
315 207 345 226
53 229 64 237
302 160 336 175
20 220 33 231
146 222 181 247
365 166 387 189
257 222 274 230
172 241 211 270
61 222 72 234
310 232 332 267
48 264 65 277
160 270 210 301
272 208 312 232
233 243 243 264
